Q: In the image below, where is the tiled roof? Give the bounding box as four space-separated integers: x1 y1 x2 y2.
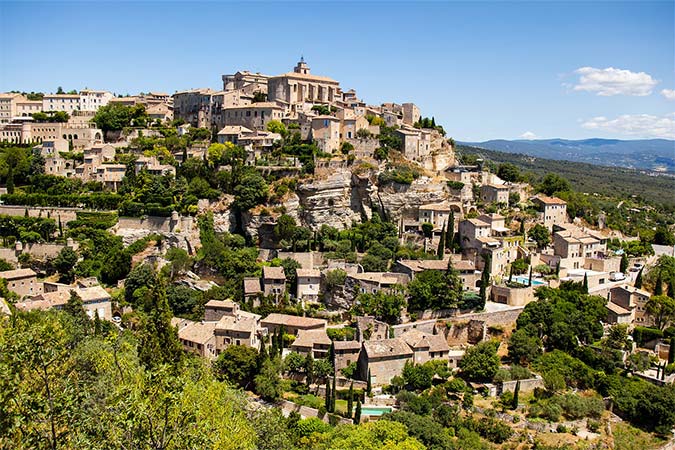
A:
178 321 217 344
291 329 331 348
0 268 36 280
263 266 286 280
333 340 361 351
262 313 326 329
363 338 413 358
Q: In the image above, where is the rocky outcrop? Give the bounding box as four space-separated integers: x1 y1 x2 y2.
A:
372 176 451 224
296 170 363 231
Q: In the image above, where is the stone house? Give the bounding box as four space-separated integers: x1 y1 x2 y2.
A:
17 285 112 320
608 285 653 327
533 196 568 229
490 284 535 306
261 313 327 337
480 184 509 204
459 218 492 250
262 266 287 299
355 316 389 342
418 201 462 235
214 310 262 352
358 338 414 385
310 115 341 153
296 268 321 305
222 102 284 131
0 268 42 298
334 340 361 372
175 320 218 359
204 299 239 322
400 329 451 365
290 328 332 359
348 272 409 295
267 59 341 108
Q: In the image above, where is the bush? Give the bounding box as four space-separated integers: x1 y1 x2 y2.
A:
633 326 664 346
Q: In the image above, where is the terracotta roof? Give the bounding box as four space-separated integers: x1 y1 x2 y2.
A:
204 299 236 309
215 312 260 333
296 268 320 278
243 277 262 295
400 329 449 353
333 340 361 351
263 266 286 280
261 313 326 329
397 259 449 272
291 329 331 349
606 301 632 315
466 218 490 227
178 321 217 344
271 71 339 84
534 195 567 205
351 272 400 285
419 201 453 211
363 338 413 359
217 125 253 135
0 268 36 280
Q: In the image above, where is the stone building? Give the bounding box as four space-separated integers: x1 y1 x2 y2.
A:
0 93 26 123
174 320 218 359
222 102 284 131
290 328 332 359
0 268 42 298
533 196 568 229
334 340 361 372
261 313 327 337
608 285 652 327
400 329 450 365
296 268 321 304
310 115 341 153
204 299 239 322
17 285 112 320
358 338 413 385
267 59 341 109
481 184 510 204
262 266 286 299
214 310 262 352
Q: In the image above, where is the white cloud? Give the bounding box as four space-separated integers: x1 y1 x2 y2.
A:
581 113 675 139
519 131 538 140
661 89 675 101
572 67 658 96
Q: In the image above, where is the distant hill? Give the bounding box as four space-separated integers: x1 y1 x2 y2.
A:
459 138 675 173
455 144 675 208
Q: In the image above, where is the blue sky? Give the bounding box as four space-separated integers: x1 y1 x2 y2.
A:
1 1 673 141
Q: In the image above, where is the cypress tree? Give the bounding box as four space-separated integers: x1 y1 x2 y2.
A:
367 369 372 397
347 381 354 417
654 273 663 296
528 267 533 287
668 280 675 299
620 254 629 273
325 381 331 411
555 261 560 276
635 267 643 288
354 399 362 424
519 220 525 236
437 221 446 259
582 272 589 294
661 363 667 381
331 373 337 412
446 212 454 250
509 271 513 284
669 340 675 365
512 380 520 410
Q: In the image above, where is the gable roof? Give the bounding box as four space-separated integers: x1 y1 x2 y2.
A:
261 313 326 329
178 321 217 345
363 338 413 359
0 268 36 280
263 266 286 280
291 329 331 348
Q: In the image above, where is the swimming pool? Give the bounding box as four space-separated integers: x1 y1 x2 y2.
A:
511 276 546 286
361 406 393 416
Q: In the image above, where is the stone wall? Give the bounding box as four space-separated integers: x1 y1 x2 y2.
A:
0 205 82 225
500 376 543 394
444 306 525 328
0 240 78 263
117 214 193 233
278 400 353 425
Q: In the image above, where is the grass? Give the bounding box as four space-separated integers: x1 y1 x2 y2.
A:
611 422 666 450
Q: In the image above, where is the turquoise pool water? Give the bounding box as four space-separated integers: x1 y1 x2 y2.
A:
361 406 393 416
512 276 545 286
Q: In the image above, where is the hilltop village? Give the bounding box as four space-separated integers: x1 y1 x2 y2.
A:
1 60 675 448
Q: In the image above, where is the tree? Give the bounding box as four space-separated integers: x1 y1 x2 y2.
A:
367 369 372 396
233 172 268 211
529 223 551 249
582 272 589 294
54 246 78 284
1 147 28 194
646 295 675 331
407 269 462 311
459 340 500 381
64 290 90 336
255 358 282 401
137 282 183 370
446 211 454 250
510 258 528 276
421 222 433 239
124 263 155 305
347 381 354 417
274 214 297 243
479 254 491 308
497 163 521 182
635 266 644 288
324 379 331 411
620 253 629 273
512 380 520 409
539 173 571 195
354 399 362 424
436 223 446 258
213 345 259 389
92 103 147 134
508 328 542 364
